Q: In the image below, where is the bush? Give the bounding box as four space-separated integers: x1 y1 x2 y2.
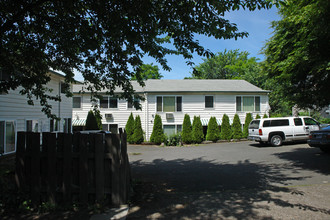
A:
166 133 182 146
206 117 220 142
181 114 192 144
243 113 253 138
263 114 268 118
132 115 144 144
125 113 135 143
85 110 99 130
93 107 103 130
255 114 261 119
192 116 204 143
232 114 243 139
220 114 231 140
150 114 166 145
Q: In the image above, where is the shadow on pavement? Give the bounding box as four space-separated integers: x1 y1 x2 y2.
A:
273 147 330 175
127 158 324 219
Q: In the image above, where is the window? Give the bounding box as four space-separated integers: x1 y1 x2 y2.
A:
304 118 318 126
156 96 182 112
100 97 118 108
163 124 182 137
0 121 16 154
26 120 39 132
73 97 81 108
294 118 303 126
63 118 72 133
128 98 140 109
205 96 214 108
60 82 69 94
236 96 261 112
103 124 118 134
263 119 289 127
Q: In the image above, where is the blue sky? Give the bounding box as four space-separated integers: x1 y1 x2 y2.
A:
74 7 280 81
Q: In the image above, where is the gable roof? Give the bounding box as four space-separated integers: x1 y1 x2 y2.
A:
73 79 269 94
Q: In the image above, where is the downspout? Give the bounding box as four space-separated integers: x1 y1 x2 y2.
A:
145 92 148 141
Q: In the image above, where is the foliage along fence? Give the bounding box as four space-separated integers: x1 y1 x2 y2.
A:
15 131 130 207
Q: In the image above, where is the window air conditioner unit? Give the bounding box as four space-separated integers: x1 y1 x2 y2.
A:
166 113 174 119
105 113 113 119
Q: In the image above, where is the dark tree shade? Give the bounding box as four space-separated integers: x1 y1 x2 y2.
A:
150 114 165 145
0 0 273 118
182 114 192 144
85 110 99 130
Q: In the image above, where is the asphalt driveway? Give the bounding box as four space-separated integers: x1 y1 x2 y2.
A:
127 141 330 219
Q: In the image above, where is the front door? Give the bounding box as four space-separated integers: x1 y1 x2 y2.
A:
303 118 320 134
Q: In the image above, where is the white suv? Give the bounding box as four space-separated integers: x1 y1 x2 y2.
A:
248 116 320 146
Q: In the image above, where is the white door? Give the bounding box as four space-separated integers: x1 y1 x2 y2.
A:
293 118 308 140
303 118 320 134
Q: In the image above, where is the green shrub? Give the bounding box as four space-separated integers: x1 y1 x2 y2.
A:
125 113 135 143
93 107 103 130
132 115 144 144
206 117 220 142
243 113 253 138
181 114 192 144
263 114 268 118
85 110 99 130
232 114 243 139
166 133 182 146
220 114 231 140
192 116 204 143
255 114 261 119
150 114 166 144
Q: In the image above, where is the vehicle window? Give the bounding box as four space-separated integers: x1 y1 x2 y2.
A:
263 120 271 127
294 118 303 126
248 120 260 129
304 118 318 126
264 119 289 127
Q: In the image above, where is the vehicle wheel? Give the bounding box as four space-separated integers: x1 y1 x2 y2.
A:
320 147 330 154
270 135 283 147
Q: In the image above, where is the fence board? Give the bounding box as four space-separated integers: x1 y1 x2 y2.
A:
15 131 130 207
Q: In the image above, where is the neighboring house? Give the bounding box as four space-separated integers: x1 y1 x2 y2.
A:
72 79 270 141
0 70 72 156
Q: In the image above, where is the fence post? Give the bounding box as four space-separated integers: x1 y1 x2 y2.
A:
15 132 26 189
28 132 41 206
95 133 104 202
79 134 89 204
110 133 122 206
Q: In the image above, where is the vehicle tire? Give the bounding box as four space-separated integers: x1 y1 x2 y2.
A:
270 135 283 147
320 147 330 154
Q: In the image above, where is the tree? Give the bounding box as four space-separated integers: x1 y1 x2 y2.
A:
192 116 204 144
220 114 231 140
182 114 192 144
85 110 99 130
150 115 165 145
93 106 102 130
132 115 144 144
255 114 261 119
232 114 243 139
0 0 273 118
125 113 135 143
263 114 268 118
206 117 220 142
131 63 163 80
262 0 330 109
191 50 261 80
243 113 253 138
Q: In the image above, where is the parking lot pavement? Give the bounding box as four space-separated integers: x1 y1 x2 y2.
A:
127 141 330 219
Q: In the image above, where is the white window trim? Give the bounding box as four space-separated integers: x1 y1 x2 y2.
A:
205 95 215 109
100 96 119 109
0 119 17 155
156 95 183 113
236 95 261 112
72 96 82 109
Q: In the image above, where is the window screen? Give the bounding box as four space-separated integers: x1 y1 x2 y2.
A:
205 96 214 108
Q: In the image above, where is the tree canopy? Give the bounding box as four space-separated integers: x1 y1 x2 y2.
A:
0 0 273 118
262 0 330 109
131 63 163 80
191 49 260 80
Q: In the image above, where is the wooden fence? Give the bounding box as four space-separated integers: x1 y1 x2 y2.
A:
15 131 130 207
